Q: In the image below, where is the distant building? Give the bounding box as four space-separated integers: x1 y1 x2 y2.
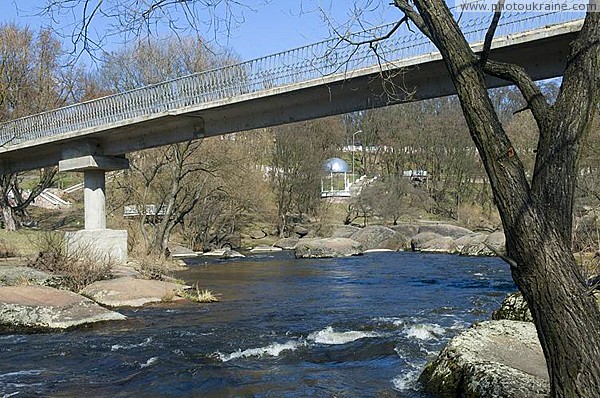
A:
403 169 428 183
321 158 351 198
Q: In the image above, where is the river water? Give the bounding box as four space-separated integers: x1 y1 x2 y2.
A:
0 251 514 397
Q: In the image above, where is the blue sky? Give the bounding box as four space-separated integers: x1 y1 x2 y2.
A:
2 1 400 62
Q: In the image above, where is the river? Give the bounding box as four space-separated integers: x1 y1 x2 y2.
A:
0 251 514 397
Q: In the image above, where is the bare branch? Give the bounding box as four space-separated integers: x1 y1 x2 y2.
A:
392 0 433 41
337 16 409 46
484 60 551 133
480 0 504 67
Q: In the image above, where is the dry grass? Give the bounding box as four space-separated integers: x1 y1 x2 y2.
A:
132 254 175 281
27 231 114 292
181 283 220 303
576 251 600 281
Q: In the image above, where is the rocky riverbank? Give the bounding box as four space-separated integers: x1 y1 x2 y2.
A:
418 291 600 397
267 223 505 258
418 320 549 397
0 263 191 332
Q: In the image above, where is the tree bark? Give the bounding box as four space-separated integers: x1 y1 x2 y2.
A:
400 0 600 395
1 206 16 231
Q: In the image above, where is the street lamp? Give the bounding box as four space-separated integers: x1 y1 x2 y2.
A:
352 130 362 183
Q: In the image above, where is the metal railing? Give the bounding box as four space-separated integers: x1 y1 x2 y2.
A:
0 11 584 148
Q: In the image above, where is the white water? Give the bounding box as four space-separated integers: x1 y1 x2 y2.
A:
403 323 446 341
392 370 420 391
140 357 159 368
111 337 153 351
308 326 379 345
217 340 305 362
0 370 43 379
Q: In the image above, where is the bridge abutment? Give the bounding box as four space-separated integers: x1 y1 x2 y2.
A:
59 155 129 263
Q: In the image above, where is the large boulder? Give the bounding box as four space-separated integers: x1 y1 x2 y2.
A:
419 320 549 397
492 291 600 322
249 229 267 240
456 233 495 256
420 236 458 254
294 238 363 258
0 285 126 332
292 225 310 238
410 232 444 251
273 237 300 250
81 277 188 307
331 225 361 239
485 231 506 255
418 224 474 239
389 223 419 238
350 225 406 251
492 292 534 322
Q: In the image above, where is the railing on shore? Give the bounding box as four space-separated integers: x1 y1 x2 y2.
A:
0 11 584 148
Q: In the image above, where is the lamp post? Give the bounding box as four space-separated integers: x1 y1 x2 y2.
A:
352 129 362 183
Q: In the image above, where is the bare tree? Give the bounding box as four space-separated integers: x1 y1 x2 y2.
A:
0 24 78 229
37 0 255 61
99 37 235 256
270 117 345 236
384 0 600 395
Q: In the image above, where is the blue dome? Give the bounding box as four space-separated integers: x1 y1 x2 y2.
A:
323 158 349 173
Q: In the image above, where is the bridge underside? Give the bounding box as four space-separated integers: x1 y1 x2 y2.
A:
0 28 576 175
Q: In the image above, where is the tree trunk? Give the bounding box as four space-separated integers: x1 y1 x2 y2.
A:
403 0 600 395
1 206 17 231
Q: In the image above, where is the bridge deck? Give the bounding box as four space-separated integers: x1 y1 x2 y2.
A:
0 11 585 173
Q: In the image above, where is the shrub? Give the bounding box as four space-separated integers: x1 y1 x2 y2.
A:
132 254 174 281
27 232 114 292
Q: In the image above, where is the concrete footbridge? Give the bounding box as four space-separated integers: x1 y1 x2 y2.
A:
0 11 585 260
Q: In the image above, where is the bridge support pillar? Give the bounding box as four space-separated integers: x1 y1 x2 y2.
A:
83 169 106 230
59 155 130 263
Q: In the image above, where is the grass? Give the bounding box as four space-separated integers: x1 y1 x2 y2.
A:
0 229 43 257
180 283 220 303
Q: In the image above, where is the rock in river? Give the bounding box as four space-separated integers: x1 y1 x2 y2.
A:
330 225 360 239
410 232 444 251
419 236 458 254
411 232 459 253
349 225 406 251
492 292 534 322
419 320 549 397
0 285 125 332
294 238 363 258
81 277 188 307
417 224 474 239
273 237 300 250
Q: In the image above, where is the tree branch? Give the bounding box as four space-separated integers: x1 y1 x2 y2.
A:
480 0 504 67
337 16 409 47
392 0 433 42
484 60 551 133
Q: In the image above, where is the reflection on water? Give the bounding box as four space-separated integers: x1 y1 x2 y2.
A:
0 251 513 397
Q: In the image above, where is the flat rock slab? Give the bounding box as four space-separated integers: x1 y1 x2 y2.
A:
81 277 187 307
0 285 126 332
250 245 283 253
0 266 61 287
419 320 549 397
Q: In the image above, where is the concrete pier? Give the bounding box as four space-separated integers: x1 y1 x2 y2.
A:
83 169 106 230
58 155 130 263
